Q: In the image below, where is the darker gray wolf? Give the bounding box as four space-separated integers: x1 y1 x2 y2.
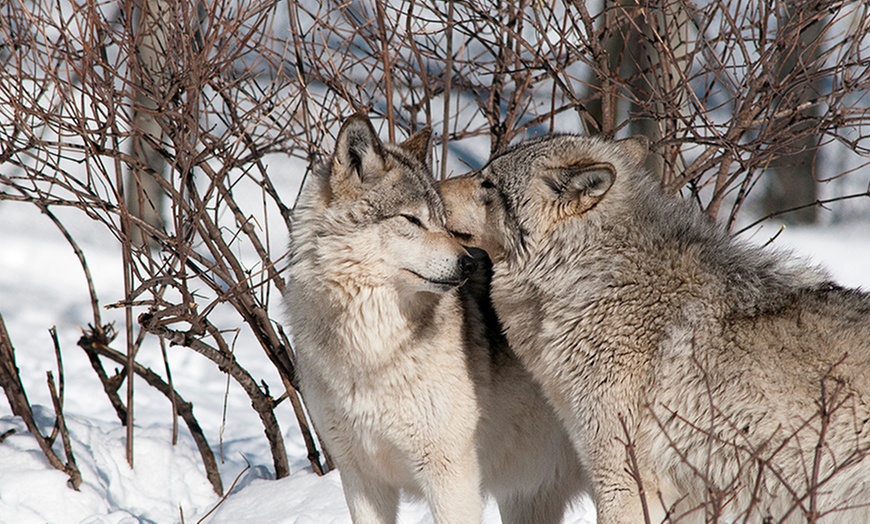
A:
440 134 870 523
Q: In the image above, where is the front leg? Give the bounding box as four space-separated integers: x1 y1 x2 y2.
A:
340 466 400 524
417 445 484 524
563 390 663 524
588 429 668 524
594 469 650 524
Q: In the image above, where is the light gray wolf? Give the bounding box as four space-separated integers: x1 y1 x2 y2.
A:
284 115 585 524
439 134 870 523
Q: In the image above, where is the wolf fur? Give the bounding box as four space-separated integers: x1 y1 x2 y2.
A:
284 115 584 524
439 134 870 523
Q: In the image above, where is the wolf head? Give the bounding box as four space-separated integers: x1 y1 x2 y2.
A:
440 134 649 263
290 114 476 294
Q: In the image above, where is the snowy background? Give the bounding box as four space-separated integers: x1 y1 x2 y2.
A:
0 157 868 523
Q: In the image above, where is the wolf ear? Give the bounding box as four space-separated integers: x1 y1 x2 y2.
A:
333 114 386 185
399 126 432 166
546 162 615 215
616 136 649 166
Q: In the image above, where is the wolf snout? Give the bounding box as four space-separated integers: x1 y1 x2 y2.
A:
458 254 478 278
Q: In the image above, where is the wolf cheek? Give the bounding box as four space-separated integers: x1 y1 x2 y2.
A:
378 215 477 294
440 174 511 262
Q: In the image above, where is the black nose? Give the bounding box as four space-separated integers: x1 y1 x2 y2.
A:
458 254 478 278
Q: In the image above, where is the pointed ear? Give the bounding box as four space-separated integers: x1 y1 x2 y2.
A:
333 113 386 185
616 136 649 166
545 162 615 215
399 126 432 165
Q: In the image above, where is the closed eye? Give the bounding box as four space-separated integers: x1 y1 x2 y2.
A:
448 229 473 242
401 214 424 227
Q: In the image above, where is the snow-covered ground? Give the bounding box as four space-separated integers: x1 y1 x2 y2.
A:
1 186 868 523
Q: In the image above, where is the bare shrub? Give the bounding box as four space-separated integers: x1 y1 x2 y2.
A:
0 0 326 487
288 0 870 224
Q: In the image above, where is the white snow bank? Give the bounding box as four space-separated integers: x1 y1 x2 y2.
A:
0 408 216 523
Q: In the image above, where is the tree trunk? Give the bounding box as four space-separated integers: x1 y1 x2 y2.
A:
761 4 823 225
128 0 172 246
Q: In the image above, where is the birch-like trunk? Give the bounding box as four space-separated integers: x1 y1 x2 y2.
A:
761 4 822 225
128 0 172 246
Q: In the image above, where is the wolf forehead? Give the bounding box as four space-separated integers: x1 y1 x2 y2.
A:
484 134 620 177
327 140 447 222
316 143 446 224
385 142 446 211
474 134 623 199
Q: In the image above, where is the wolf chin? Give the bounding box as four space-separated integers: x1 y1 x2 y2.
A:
440 134 870 524
284 115 584 524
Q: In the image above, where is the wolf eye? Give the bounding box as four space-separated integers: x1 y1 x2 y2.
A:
401 214 424 227
449 230 473 242
480 179 496 189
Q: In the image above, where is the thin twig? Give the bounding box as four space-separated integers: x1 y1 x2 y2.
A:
619 413 652 524
196 463 251 524
0 429 15 444
46 370 82 490
160 337 178 445
440 0 455 181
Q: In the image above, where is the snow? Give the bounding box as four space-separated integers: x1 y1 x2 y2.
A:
1 186 868 523
765 222 870 288
0 409 215 523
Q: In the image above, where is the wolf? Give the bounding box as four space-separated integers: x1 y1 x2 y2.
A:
439 134 870 523
284 115 585 524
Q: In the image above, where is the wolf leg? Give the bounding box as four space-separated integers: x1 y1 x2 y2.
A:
585 430 660 524
496 482 576 524
419 453 484 524
593 470 668 524
340 467 400 524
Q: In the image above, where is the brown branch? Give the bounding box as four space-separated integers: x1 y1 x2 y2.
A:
138 313 291 479
618 413 652 524
0 311 80 490
439 0 455 180
46 370 82 490
46 327 63 445
0 429 15 444
79 327 224 496
375 0 395 141
160 337 179 445
78 325 128 425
